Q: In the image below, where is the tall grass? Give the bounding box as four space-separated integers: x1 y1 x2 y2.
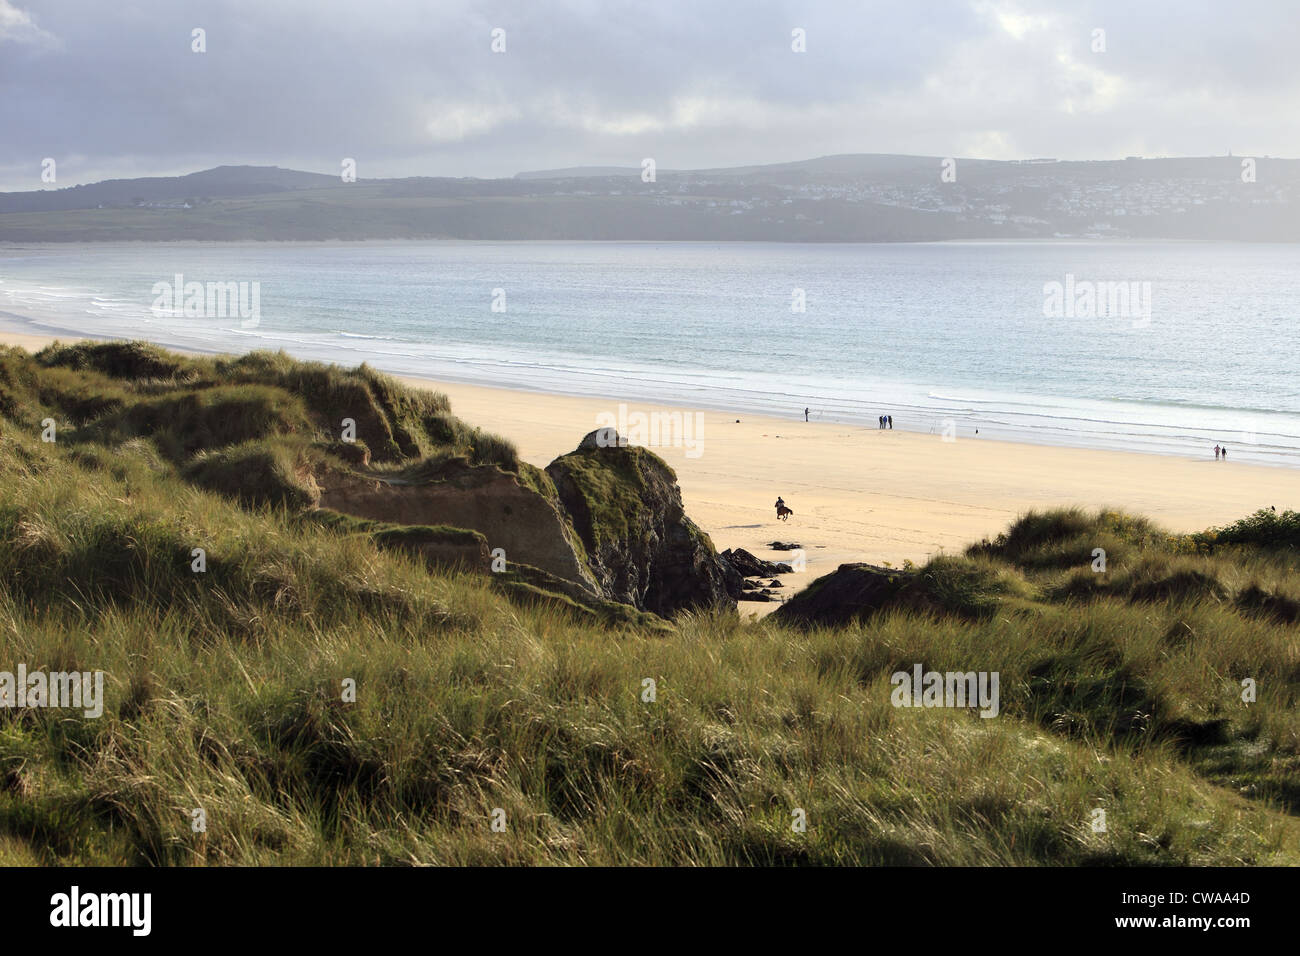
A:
25 341 520 473
0 355 1296 865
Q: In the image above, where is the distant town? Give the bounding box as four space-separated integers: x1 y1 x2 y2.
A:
527 154 1297 240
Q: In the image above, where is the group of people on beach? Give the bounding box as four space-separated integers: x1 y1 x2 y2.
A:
1214 444 1228 460
801 407 894 430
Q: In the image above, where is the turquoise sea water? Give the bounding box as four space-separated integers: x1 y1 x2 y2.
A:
2 239 1299 466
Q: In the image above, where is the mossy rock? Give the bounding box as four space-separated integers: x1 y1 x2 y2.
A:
773 563 911 628
546 443 667 550
545 435 734 616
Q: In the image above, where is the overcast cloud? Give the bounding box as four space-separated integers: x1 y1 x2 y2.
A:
1 0 1297 190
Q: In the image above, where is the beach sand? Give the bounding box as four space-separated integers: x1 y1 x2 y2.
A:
0 331 84 352
404 378 1297 615
5 331 1295 616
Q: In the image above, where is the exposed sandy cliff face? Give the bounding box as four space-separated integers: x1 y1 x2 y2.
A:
318 459 601 598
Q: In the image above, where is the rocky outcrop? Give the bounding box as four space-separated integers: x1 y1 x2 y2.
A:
719 547 793 578
772 563 910 628
315 429 759 619
32 342 742 623
318 458 601 597
717 548 794 603
546 430 736 616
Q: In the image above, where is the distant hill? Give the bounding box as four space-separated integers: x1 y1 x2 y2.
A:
0 166 345 214
515 166 644 180
0 165 343 215
2 155 1298 241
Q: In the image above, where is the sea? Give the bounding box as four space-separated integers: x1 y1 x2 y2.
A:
2 239 1299 467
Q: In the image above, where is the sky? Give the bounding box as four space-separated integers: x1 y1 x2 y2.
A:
1 0 1297 191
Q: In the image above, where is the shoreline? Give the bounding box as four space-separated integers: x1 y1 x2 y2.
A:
4 329 1296 616
2 312 1296 472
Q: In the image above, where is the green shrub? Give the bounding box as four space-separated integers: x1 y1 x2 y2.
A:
1194 509 1300 553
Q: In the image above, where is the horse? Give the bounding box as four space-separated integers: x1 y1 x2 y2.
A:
776 504 794 522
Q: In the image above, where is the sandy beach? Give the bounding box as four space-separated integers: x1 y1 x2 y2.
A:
408 377 1298 607
5 331 1296 614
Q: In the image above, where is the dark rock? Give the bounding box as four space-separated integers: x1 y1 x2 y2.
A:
768 541 801 551
767 579 783 588
772 563 911 628
720 547 788 578
717 552 748 595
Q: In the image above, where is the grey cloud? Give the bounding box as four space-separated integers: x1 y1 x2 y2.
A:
1 0 1297 190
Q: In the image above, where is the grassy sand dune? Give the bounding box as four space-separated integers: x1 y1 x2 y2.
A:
0 341 1296 865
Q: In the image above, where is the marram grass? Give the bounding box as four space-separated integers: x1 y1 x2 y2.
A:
0 347 1296 865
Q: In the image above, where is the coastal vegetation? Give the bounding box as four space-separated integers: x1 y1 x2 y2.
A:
0 342 1295 865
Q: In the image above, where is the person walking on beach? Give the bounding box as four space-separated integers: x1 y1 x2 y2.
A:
1214 444 1221 460
804 407 809 422
1221 446 1227 461
888 415 893 429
